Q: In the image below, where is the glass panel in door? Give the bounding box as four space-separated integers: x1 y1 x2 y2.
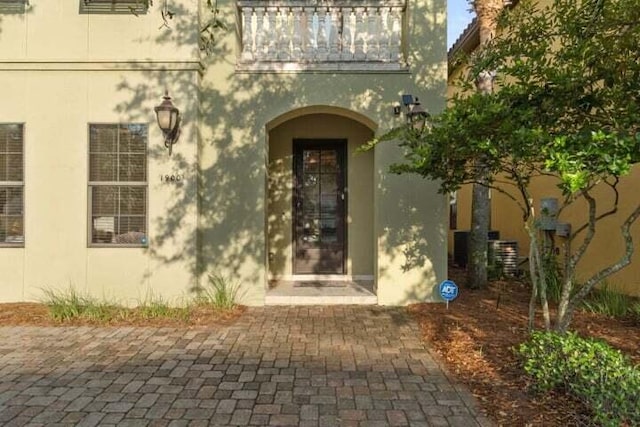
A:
294 140 346 274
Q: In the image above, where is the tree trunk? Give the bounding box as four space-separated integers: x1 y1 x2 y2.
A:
467 180 489 289
527 223 538 331
533 233 551 330
467 0 504 289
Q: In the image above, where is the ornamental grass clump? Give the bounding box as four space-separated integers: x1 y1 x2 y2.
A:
197 274 241 311
581 282 635 318
42 287 120 322
136 292 189 321
517 331 640 426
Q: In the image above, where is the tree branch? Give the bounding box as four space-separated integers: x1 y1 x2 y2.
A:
571 177 620 237
560 201 640 330
568 189 597 273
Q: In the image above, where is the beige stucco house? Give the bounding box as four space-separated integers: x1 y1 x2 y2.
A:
0 0 447 306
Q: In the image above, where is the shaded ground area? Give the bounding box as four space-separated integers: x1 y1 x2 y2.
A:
0 306 491 426
408 270 640 426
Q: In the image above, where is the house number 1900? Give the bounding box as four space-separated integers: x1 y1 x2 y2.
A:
160 174 184 183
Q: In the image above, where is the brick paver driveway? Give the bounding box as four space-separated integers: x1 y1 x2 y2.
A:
0 306 491 426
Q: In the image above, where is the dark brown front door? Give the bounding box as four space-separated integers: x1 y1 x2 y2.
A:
293 139 346 274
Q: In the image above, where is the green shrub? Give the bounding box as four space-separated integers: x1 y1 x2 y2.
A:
517 331 640 426
582 282 633 318
197 274 241 310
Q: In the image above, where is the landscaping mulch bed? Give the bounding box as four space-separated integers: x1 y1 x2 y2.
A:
408 269 640 426
0 302 245 327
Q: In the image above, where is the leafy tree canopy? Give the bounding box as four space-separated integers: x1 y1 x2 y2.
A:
383 0 640 330
416 0 640 202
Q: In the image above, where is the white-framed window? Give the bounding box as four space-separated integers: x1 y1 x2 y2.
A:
88 123 148 247
0 123 24 247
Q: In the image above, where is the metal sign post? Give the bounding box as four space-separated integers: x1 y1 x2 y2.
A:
439 280 459 309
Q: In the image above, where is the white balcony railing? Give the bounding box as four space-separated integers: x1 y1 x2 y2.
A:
237 0 407 71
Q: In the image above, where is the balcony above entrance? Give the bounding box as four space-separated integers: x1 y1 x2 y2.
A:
236 0 408 72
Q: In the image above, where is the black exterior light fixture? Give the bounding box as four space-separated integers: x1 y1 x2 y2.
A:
394 94 430 133
154 90 181 156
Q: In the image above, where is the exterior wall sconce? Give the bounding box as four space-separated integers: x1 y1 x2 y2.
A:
154 91 181 156
394 94 430 133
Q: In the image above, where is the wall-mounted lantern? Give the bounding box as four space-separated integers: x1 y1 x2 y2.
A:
394 94 430 133
154 91 181 156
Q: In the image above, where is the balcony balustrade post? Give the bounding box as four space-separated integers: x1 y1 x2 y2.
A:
353 7 366 60
316 8 329 61
267 7 278 60
278 7 291 60
291 7 303 60
366 7 379 60
241 7 254 62
379 7 390 61
254 7 266 60
390 7 402 62
303 7 316 61
328 7 341 60
340 7 353 61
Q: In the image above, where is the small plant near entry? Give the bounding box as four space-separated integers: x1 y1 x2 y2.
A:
41 287 120 322
197 274 240 310
517 331 640 426
581 282 634 318
136 293 189 321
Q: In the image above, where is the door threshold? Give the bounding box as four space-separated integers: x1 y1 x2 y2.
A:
266 279 377 305
270 274 374 282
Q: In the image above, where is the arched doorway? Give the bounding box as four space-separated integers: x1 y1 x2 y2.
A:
266 108 377 302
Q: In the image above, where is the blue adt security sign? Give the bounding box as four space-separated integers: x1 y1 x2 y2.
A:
439 280 459 302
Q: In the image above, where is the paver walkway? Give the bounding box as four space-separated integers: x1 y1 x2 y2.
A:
0 306 492 426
